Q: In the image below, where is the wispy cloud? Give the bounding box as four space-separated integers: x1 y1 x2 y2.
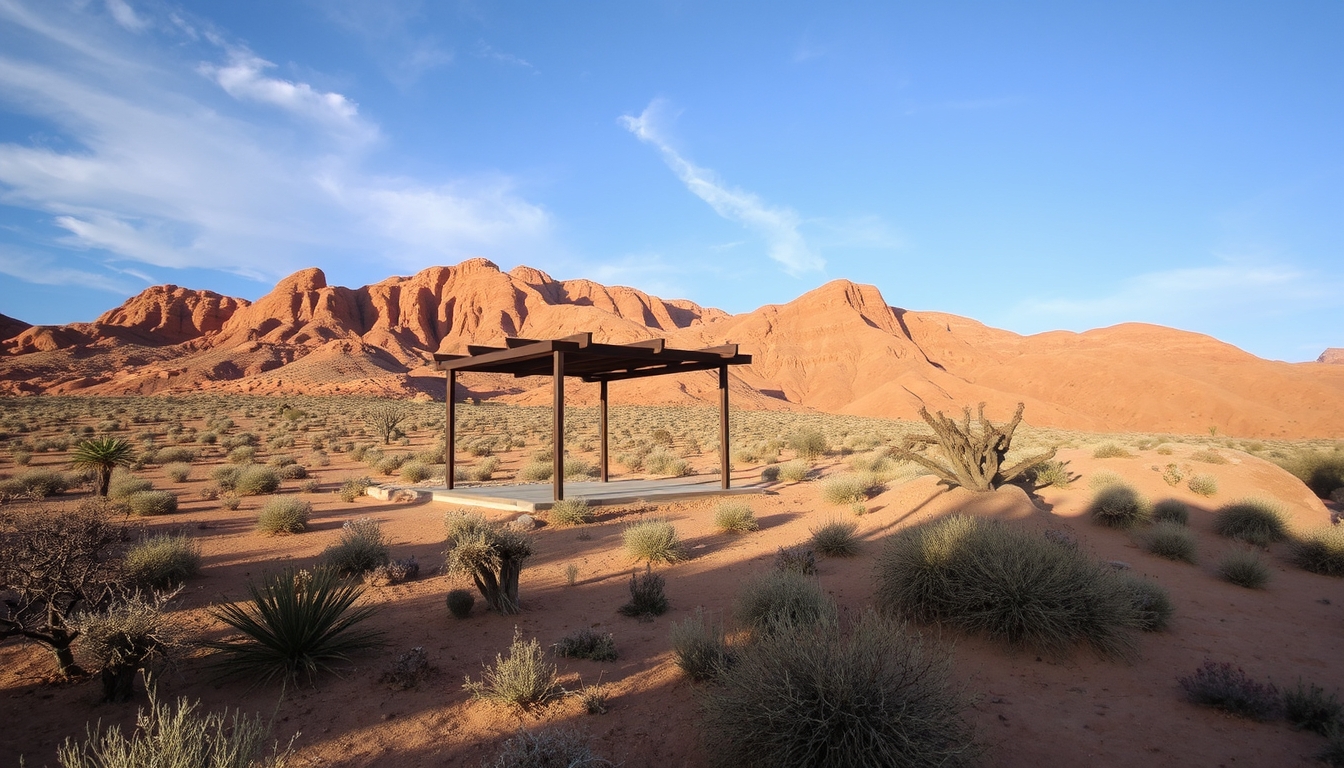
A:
104 0 147 32
0 246 136 293
619 98 823 275
475 40 536 72
312 0 453 87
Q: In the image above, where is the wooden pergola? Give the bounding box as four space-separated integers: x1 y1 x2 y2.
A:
431 333 753 501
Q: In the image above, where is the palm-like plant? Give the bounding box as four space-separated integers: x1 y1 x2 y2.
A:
206 567 384 686
70 437 136 497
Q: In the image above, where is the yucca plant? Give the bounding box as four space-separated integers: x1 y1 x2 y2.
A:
206 567 384 686
71 437 136 497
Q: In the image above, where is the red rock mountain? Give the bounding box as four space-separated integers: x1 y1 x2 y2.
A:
2 258 1341 438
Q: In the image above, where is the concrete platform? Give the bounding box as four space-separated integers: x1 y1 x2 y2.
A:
411 476 766 512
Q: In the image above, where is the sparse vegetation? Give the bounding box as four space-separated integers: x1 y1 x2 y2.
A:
1291 527 1344 577
463 630 560 708
1152 498 1190 525
1178 660 1281 720
127 489 179 516
1089 483 1149 528
380 646 434 691
1218 549 1271 589
235 465 281 496
1213 499 1288 546
447 588 475 619
670 607 730 682
734 569 832 635
486 727 611 768
810 518 861 557
444 512 533 614
321 517 390 575
1188 473 1219 497
1142 522 1198 563
1284 680 1344 735
889 402 1054 492
618 565 669 618
819 473 882 505
550 498 594 526
713 502 758 533
71 592 176 701
256 496 311 535
773 544 817 575
553 628 617 661
622 518 683 564
1123 576 1173 631
777 459 810 482
124 533 202 589
1093 443 1132 459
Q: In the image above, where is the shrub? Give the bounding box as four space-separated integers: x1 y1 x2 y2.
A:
553 628 617 662
773 545 817 575
1028 459 1073 488
12 449 31 466
447 588 476 619
153 446 196 464
124 533 202 589
1191 448 1229 464
1218 549 1271 589
1276 450 1344 499
227 446 256 464
219 493 241 511
1322 733 1344 768
210 464 242 490
206 567 383 685
1213 499 1288 546
256 496 311 535
1291 527 1344 577
1178 661 1281 720
1285 680 1344 735
734 570 832 635
0 468 72 498
713 502 758 533
1161 463 1184 487
127 490 178 516
1152 498 1190 525
487 727 612 768
444 512 533 614
395 460 428 483
1188 473 1218 496
875 515 1143 658
550 498 593 527
300 478 321 493
520 460 553 482
669 607 730 682
322 517 390 575
618 566 669 618
699 611 978 768
760 465 780 482
380 646 434 690
787 427 828 459
339 476 372 502
1123 576 1173 631
810 518 860 557
472 456 500 481
279 463 307 480
163 462 191 483
1093 443 1132 459
819 473 882 505
364 556 419 587
108 472 153 500
778 459 810 482
1088 484 1149 528
1087 470 1124 490
235 465 281 496
463 630 560 708
564 457 600 479
623 518 683 564
71 592 176 702
1142 522 1197 563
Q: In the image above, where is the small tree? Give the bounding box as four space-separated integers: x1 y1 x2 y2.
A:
444 512 533 614
70 437 136 497
0 504 122 676
365 404 407 446
890 402 1054 492
72 591 178 702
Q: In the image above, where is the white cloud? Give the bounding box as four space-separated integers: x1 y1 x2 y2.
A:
104 0 146 32
475 41 536 71
0 246 136 293
620 98 823 275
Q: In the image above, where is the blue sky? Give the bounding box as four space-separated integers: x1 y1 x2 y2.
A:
0 1 1339 362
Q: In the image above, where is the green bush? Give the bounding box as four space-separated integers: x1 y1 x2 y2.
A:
207 566 382 685
1284 680 1343 736
163 462 191 483
488 727 611 768
1188 473 1218 497
446 588 475 619
810 519 860 557
819 473 882 505
875 515 1143 658
1152 498 1190 525
1275 450 1344 499
698 611 978 768
734 569 832 635
618 565 669 618
1291 527 1344 577
124 533 202 589
235 465 281 496
1142 522 1197 563
227 446 256 464
553 628 617 662
623 518 683 564
256 496 311 535
127 490 178 516
210 464 242 491
1088 484 1149 528
778 459 810 482
713 502 758 533
787 427 828 459
550 498 593 527
108 471 153 499
463 630 559 708
669 607 730 682
519 460 553 482
0 468 70 498
1123 576 1173 631
152 446 196 465
321 517 390 575
1028 459 1073 488
1093 443 1132 459
1213 499 1288 546
339 476 372 502
1218 549 1271 589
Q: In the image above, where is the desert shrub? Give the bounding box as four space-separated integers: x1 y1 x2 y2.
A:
699 611 978 768
616 451 645 472
520 460 553 482
1188 473 1218 496
472 456 501 481
810 519 860 557
363 556 419 587
623 518 683 564
578 680 609 715
464 630 559 708
670 607 731 682
618 565 669 618
713 502 758 533
12 449 31 466
778 459 810 482
339 476 372 502
1291 527 1344 577
787 427 828 459
1152 498 1190 525
1142 522 1197 563
278 463 307 480
375 454 407 475
227 445 256 464
645 450 689 477
321 517 390 575
1276 450 1344 499
108 471 153 499
153 446 196 465
1089 484 1149 528
267 454 297 468
71 592 176 702
819 473 882 505
198 431 218 445
550 498 593 526
308 450 330 467
55 688 292 768
1218 549 1271 589
1027 459 1073 488
380 646 434 690
124 533 202 589
256 496 311 535
444 512 533 614
553 628 617 662
1093 443 1132 459
446 588 476 619
1284 680 1344 735
760 465 780 482
734 569 832 635
1213 499 1288 546
487 727 611 768
207 566 382 685
300 478 321 493
1178 660 1281 720
210 464 242 491
127 490 178 516
235 465 281 496
1322 733 1344 768
564 457 600 479
1087 470 1124 490
163 462 191 483
1191 448 1228 464
219 493 241 510
0 468 70 498
1123 576 1173 631
1161 463 1185 486
875 515 1142 658
774 544 817 575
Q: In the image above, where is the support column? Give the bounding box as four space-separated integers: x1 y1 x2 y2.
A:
553 351 565 502
446 370 456 490
719 364 730 490
599 379 609 483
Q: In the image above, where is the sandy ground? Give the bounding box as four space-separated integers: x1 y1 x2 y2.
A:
3 439 1342 767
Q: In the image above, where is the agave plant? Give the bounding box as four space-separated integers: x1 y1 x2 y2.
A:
207 567 383 686
70 437 136 497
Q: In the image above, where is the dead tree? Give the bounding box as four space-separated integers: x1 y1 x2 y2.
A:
890 402 1055 492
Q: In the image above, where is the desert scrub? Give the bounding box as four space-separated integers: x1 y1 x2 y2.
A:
1291 527 1344 577
1152 498 1190 525
1218 549 1271 589
875 515 1144 658
124 532 202 589
774 544 817 575
1213 499 1288 546
207 567 383 685
1161 463 1185 487
234 465 281 496
1093 443 1132 459
549 497 594 526
471 456 500 481
734 569 833 635
1087 470 1124 490
777 459 810 482
163 462 191 483
623 518 684 564
1274 449 1344 499
127 490 178 516
397 460 430 483
553 628 617 661
446 588 475 619
321 517 390 575
380 646 434 690
760 465 781 482
1028 459 1073 488
1187 473 1218 496
227 445 256 464
1123 576 1173 631
72 592 177 702
0 468 71 498
519 460 553 482
713 501 759 533
108 471 153 499
810 518 860 557
1191 448 1229 464
444 512 533 614
488 727 612 768
463 630 559 708
256 496 311 535
152 446 196 465
819 473 882 505
787 426 828 459
1284 680 1344 735
338 476 372 502
670 607 731 682
1142 522 1198 563
1088 483 1149 528
698 611 978 768
1178 661 1281 720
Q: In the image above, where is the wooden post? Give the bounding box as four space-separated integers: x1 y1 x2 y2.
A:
599 379 609 482
446 370 456 490
553 351 564 501
720 364 730 490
